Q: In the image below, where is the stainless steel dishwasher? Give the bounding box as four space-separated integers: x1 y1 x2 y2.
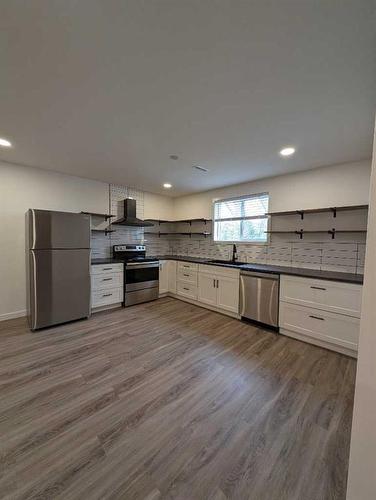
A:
240 271 279 329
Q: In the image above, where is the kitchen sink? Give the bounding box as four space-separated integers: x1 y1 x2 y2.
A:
208 259 245 266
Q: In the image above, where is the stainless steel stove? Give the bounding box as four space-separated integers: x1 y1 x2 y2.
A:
113 245 159 306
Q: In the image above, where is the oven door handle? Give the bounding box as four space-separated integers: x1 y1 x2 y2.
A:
126 262 159 269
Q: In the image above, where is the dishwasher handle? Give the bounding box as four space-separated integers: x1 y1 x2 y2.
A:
240 271 279 280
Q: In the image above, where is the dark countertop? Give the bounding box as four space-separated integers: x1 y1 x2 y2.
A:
91 258 122 265
151 255 364 285
91 255 363 284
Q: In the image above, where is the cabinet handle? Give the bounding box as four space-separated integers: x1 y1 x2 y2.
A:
102 293 113 297
309 315 325 321
310 286 326 291
183 273 190 277
103 267 113 270
183 287 189 291
213 279 216 288
216 279 219 288
102 278 112 281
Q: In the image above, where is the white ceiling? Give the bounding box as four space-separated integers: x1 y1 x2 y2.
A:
0 1 375 196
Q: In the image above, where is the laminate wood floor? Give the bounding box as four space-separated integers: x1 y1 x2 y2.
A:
0 298 356 500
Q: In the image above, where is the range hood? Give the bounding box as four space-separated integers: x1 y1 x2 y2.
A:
112 198 154 227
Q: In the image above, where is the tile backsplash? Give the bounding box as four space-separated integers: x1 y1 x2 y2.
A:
91 184 366 275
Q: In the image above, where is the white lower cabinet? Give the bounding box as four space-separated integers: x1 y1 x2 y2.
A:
159 260 177 295
177 269 198 284
279 275 361 357
198 265 239 314
92 287 123 308
91 272 123 290
176 261 198 300
167 261 177 294
216 275 240 313
280 302 359 353
91 263 123 310
177 281 198 300
167 260 240 316
280 275 362 318
159 261 169 295
198 273 217 306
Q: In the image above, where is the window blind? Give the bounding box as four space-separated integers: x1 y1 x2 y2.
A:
213 193 269 242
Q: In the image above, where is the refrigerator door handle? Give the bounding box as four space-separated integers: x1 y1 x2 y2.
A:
31 250 38 330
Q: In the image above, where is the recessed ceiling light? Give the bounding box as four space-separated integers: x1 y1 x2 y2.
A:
280 147 295 156
193 165 209 173
0 137 12 148
169 154 179 160
163 183 172 189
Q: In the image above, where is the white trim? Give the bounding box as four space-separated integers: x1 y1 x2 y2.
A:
0 309 27 322
91 303 122 313
280 327 357 358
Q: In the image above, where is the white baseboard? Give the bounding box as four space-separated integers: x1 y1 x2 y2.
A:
0 309 27 322
280 328 358 358
91 303 123 313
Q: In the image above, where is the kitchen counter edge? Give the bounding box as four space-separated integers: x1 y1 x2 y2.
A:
91 258 122 265
153 255 364 285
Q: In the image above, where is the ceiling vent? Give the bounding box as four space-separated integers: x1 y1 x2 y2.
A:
193 165 209 173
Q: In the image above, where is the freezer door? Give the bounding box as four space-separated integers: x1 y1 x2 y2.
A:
29 249 90 330
29 209 90 249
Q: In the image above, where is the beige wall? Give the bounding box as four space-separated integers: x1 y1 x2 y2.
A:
346 127 376 500
172 161 371 220
144 191 174 221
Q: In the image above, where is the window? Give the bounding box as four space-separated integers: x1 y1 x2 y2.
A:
213 193 269 243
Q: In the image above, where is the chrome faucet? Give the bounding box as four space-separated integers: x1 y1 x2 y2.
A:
232 244 238 262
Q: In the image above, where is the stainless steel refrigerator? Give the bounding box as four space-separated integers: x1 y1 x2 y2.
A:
26 209 91 330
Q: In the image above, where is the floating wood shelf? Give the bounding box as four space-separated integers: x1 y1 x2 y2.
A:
144 218 211 225
266 204 368 220
264 230 300 234
327 229 367 240
265 229 367 240
81 211 115 220
265 230 305 239
91 228 116 235
144 231 211 238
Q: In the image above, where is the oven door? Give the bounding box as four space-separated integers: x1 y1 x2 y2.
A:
125 262 159 291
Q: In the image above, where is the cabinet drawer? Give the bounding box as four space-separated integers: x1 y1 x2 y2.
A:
91 273 123 291
177 269 198 285
280 275 362 318
279 301 359 352
92 287 123 307
177 261 199 272
177 281 198 300
199 264 239 279
91 263 123 275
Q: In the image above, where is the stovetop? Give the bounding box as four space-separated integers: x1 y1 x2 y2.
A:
126 257 159 263
113 256 159 264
